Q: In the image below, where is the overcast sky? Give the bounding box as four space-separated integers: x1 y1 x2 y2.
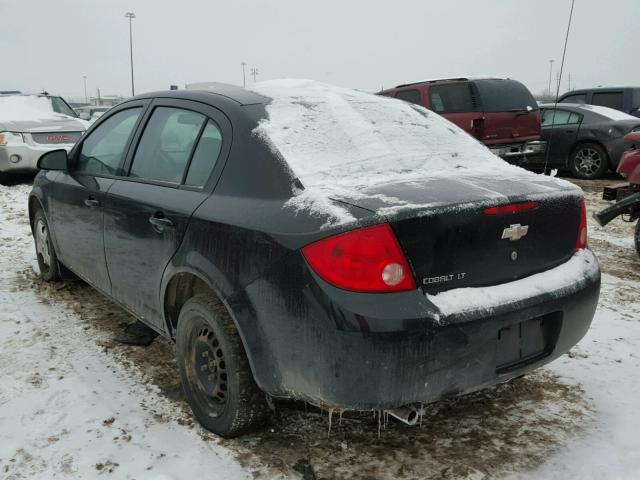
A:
1 0 637 100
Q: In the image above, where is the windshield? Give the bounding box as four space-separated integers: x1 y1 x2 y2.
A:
473 79 538 113
48 96 78 117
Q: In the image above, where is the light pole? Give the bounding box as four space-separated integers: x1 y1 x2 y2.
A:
125 12 136 96
241 62 247 87
82 75 88 104
250 67 259 83
547 59 555 97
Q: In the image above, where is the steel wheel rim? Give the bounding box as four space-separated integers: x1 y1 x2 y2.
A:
189 322 228 415
575 148 602 176
35 219 51 268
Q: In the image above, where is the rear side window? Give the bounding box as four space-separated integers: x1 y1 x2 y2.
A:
560 93 587 104
395 89 421 105
76 107 142 176
541 109 582 126
130 107 206 184
429 83 475 113
592 92 624 111
473 79 537 113
184 120 223 187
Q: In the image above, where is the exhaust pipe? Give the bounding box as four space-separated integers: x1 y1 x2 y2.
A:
384 406 421 426
593 191 640 226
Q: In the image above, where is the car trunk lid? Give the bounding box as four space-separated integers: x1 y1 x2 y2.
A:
333 175 582 294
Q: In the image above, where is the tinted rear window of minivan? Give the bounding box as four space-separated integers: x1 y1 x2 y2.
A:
473 79 538 113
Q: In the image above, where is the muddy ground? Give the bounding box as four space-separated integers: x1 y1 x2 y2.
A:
8 175 635 479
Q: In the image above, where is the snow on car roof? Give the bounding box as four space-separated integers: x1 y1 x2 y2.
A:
578 104 637 121
0 95 64 122
250 79 574 225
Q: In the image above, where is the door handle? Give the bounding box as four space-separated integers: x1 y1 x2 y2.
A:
149 214 174 232
84 197 100 208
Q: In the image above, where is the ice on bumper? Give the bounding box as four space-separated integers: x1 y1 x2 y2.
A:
427 249 600 320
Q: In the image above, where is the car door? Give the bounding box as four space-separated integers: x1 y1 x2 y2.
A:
539 108 582 166
49 102 147 292
103 99 230 328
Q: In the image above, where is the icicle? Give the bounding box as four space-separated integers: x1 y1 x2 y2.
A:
327 408 333 438
419 403 424 428
338 410 343 426
377 410 381 439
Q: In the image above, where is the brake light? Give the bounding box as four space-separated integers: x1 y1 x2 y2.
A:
576 198 588 250
484 201 539 216
302 223 416 293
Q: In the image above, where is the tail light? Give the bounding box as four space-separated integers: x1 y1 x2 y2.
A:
576 198 588 250
484 201 539 216
302 223 416 293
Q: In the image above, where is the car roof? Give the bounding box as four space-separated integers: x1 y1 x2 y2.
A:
133 84 268 106
561 86 640 95
394 76 505 89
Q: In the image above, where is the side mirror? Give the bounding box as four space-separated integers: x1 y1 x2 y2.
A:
79 112 91 120
37 149 68 171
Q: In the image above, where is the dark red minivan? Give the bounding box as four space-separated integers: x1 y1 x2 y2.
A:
379 77 545 160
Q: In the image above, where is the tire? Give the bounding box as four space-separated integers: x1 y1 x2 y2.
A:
33 209 61 281
0 171 12 186
635 220 640 257
569 143 609 179
176 294 268 437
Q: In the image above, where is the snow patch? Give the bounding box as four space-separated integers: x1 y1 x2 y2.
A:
0 95 72 123
249 79 575 224
428 249 599 318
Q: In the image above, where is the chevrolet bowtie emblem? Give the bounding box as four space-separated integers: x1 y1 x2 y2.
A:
501 224 529 241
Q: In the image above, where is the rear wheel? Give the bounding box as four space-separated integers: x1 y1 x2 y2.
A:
33 209 61 281
175 294 268 437
570 143 608 179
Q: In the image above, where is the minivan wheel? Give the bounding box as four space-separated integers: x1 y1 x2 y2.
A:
33 209 61 282
175 294 268 437
570 143 608 179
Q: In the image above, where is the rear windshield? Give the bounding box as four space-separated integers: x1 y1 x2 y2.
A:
473 79 538 113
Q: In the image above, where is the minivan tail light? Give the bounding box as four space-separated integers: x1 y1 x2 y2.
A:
484 201 539 216
302 224 416 293
576 197 588 250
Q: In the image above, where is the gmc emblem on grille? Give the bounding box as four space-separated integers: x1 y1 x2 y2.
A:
47 135 70 142
501 224 529 241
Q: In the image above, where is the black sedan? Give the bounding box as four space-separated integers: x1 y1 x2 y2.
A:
29 81 600 437
520 103 640 179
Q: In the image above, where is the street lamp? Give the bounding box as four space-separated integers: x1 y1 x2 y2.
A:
250 67 259 83
547 59 555 97
241 62 247 87
82 75 88 104
124 12 136 96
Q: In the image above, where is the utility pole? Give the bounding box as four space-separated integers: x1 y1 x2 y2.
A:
250 67 259 83
82 75 88 104
241 62 247 87
567 72 571 91
124 12 136 96
548 59 555 96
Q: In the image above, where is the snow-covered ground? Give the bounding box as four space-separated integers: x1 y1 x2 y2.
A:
0 177 638 479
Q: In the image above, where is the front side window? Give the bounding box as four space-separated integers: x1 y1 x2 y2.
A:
592 92 624 111
76 107 142 175
129 107 206 183
429 83 475 113
560 93 587 104
395 89 421 105
541 109 581 126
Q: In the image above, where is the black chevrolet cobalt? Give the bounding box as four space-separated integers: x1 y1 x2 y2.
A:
29 79 600 437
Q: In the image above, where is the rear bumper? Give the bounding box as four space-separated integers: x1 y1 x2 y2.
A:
0 143 74 174
235 249 600 410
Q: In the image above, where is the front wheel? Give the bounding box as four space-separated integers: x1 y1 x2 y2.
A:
33 209 61 281
570 143 608 179
175 294 268 437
